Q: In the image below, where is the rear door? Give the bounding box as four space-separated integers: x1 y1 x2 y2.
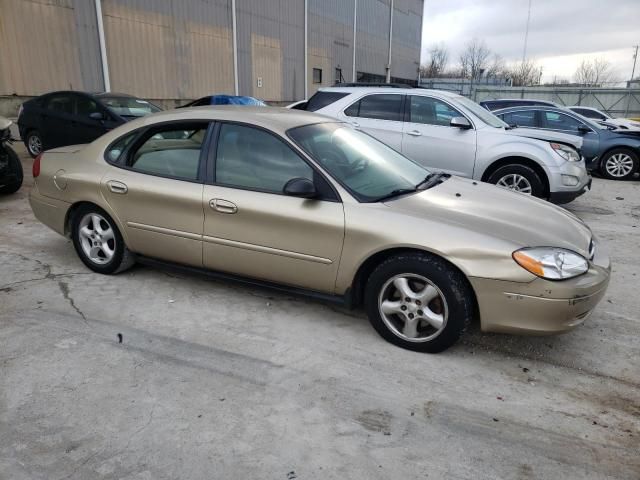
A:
401 95 477 176
41 93 75 149
100 121 209 267
339 93 405 150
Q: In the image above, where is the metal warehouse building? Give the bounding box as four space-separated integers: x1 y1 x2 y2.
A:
0 0 423 108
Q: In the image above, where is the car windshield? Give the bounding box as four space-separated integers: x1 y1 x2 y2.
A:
288 123 429 202
456 96 509 128
100 96 161 118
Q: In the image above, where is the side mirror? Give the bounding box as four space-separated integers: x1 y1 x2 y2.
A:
89 111 105 121
577 125 591 134
283 177 317 199
450 116 472 129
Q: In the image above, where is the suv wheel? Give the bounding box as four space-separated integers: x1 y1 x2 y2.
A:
487 164 544 198
71 205 135 274
364 253 475 353
25 130 43 158
600 149 638 180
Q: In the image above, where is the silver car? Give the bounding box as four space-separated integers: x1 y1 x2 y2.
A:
294 87 591 203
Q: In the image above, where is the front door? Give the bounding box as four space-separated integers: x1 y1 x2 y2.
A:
401 95 477 177
202 122 344 293
340 93 405 151
100 121 210 267
73 94 112 144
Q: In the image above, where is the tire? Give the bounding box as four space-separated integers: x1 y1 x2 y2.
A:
486 164 545 198
364 253 475 353
0 146 23 194
25 130 43 158
71 205 135 274
599 148 638 180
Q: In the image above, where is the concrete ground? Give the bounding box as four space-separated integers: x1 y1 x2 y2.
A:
1 144 638 480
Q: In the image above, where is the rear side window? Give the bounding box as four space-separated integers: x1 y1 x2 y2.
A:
305 92 349 112
127 122 209 181
45 95 73 114
344 94 404 121
542 112 584 133
501 110 537 127
105 132 137 163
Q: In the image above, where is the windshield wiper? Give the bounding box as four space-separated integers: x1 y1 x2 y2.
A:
373 188 417 202
416 172 450 190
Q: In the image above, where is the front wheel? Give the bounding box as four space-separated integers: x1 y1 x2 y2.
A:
0 146 23 194
71 205 135 274
364 253 475 353
486 164 545 198
599 149 638 180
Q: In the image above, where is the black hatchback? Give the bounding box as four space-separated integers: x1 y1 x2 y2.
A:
18 91 161 157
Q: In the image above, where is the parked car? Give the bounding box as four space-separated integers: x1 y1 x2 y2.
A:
494 105 640 180
290 87 590 203
0 116 22 194
568 106 640 131
178 95 266 108
480 99 557 111
18 91 161 157
29 107 610 353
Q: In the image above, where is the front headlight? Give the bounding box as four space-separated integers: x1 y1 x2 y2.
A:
550 142 580 162
513 247 588 280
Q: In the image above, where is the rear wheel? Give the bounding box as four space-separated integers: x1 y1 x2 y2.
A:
71 205 135 274
0 146 23 194
487 164 545 198
599 149 638 180
364 253 475 353
25 130 43 158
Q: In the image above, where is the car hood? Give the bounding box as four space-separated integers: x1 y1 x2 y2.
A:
503 127 583 150
383 176 592 256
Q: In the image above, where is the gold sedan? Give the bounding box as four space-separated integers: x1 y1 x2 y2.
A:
29 107 611 353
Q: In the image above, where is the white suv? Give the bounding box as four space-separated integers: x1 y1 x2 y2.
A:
291 87 591 203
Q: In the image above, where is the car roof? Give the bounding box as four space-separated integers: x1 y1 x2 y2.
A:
124 106 337 133
493 105 574 114
318 86 463 98
481 98 555 104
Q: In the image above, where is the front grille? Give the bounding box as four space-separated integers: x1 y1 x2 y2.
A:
588 239 596 260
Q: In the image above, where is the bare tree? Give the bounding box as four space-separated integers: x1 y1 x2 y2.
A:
420 43 449 78
509 59 543 86
574 57 616 86
459 38 491 79
485 53 506 78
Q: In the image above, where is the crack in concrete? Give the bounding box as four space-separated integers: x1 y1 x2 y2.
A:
57 281 89 326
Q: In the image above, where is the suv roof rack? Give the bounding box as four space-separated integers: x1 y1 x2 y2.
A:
333 82 413 88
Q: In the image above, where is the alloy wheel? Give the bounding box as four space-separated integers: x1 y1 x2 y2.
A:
378 273 449 342
604 153 634 178
28 134 42 156
496 174 533 194
78 213 116 265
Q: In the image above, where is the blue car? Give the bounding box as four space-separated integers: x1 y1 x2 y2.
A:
179 95 266 108
494 105 640 180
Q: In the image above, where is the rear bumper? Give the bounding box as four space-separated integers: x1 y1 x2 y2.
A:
470 249 611 335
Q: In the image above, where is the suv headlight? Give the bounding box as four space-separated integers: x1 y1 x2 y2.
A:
513 247 588 280
550 142 580 162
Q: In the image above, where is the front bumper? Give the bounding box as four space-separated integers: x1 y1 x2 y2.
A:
469 248 610 335
549 176 592 204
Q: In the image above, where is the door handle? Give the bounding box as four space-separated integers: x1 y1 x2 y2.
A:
407 130 422 137
209 198 238 214
350 121 360 128
107 180 128 194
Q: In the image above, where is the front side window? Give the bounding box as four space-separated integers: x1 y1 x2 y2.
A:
76 96 100 116
502 110 537 127
289 123 427 202
408 96 463 126
127 122 208 181
344 94 404 122
215 123 313 194
542 111 584 133
46 95 73 114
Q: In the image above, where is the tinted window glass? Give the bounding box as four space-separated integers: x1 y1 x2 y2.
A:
129 123 208 180
46 95 73 114
409 96 462 126
575 108 605 120
345 94 403 121
305 92 349 112
216 123 313 193
543 112 584 132
502 110 537 127
100 96 161 118
76 96 100 116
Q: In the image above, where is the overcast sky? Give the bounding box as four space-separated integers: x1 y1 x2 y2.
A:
421 0 639 83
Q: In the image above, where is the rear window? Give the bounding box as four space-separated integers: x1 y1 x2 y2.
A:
305 91 349 112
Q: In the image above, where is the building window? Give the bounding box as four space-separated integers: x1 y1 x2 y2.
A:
335 68 343 84
313 68 322 84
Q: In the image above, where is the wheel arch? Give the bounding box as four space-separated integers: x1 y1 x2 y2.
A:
64 200 130 247
480 156 550 197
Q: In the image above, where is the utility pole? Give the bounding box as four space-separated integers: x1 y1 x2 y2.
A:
521 0 532 64
630 45 639 84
